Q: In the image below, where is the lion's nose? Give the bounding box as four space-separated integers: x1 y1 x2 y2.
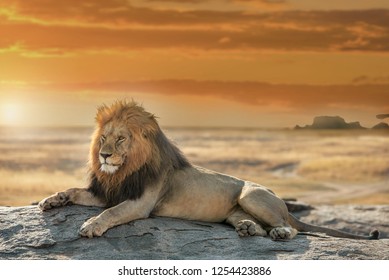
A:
100 153 112 160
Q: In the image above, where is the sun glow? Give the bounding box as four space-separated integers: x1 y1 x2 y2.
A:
0 102 24 126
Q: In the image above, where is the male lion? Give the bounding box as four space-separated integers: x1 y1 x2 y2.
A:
39 101 379 241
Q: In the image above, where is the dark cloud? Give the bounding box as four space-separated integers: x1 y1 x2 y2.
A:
144 0 208 3
5 0 246 25
4 1 389 27
1 1 389 53
31 80 389 111
377 114 389 119
2 13 389 53
352 75 389 84
233 0 286 3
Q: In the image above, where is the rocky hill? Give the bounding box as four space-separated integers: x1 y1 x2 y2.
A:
0 204 388 260
295 116 365 130
372 122 389 129
296 115 389 130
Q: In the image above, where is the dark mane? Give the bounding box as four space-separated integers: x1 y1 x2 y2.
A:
87 128 191 207
155 128 190 170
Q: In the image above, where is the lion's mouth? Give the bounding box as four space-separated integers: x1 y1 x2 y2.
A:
100 163 120 174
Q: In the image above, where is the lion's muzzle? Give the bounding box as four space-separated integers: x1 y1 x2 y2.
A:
99 153 121 174
100 153 112 161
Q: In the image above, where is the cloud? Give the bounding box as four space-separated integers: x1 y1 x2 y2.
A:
14 79 389 112
144 0 208 3
144 0 287 3
3 79 388 127
1 0 389 54
232 0 287 5
352 75 389 84
2 0 248 26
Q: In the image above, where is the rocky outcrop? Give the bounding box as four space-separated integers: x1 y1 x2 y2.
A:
0 205 388 260
295 116 365 130
296 115 389 130
372 122 389 129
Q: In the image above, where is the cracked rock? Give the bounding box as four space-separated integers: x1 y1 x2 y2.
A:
0 205 388 260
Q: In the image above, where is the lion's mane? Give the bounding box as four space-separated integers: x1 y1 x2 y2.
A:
87 101 190 207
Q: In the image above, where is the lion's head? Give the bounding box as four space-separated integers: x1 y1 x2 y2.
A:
90 101 160 185
87 100 190 206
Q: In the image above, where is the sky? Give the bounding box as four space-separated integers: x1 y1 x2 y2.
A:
1 0 389 128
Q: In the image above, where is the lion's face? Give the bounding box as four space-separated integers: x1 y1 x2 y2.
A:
98 121 131 174
90 101 161 188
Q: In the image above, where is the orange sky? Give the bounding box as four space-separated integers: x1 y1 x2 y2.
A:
1 0 389 128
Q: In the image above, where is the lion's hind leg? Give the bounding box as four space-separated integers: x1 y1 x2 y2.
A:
238 185 297 241
268 227 298 241
226 208 267 237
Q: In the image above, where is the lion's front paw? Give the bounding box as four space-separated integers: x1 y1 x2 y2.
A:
38 192 70 211
79 216 108 238
269 227 297 241
236 220 267 237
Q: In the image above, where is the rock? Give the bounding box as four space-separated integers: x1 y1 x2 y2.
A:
296 116 366 130
372 122 389 129
0 205 388 260
294 205 389 239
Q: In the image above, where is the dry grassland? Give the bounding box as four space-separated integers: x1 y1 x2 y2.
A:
0 127 388 206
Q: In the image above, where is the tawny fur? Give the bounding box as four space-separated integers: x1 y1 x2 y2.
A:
39 100 379 241
91 101 160 190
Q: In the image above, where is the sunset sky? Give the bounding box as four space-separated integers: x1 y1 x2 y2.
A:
1 0 389 128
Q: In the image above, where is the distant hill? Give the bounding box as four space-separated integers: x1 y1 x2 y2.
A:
295 116 365 130
372 114 389 129
372 122 389 129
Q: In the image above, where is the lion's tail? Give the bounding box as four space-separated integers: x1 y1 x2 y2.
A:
288 213 379 240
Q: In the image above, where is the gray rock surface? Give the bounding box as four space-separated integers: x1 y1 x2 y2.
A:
0 205 388 260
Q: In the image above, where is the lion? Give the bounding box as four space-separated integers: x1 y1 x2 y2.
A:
39 100 379 241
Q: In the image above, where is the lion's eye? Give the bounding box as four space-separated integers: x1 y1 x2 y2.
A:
100 135 106 143
117 136 126 143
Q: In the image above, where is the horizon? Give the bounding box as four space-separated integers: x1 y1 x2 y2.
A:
0 113 387 130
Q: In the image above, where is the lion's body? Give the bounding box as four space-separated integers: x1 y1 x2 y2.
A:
153 166 244 222
39 101 379 241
